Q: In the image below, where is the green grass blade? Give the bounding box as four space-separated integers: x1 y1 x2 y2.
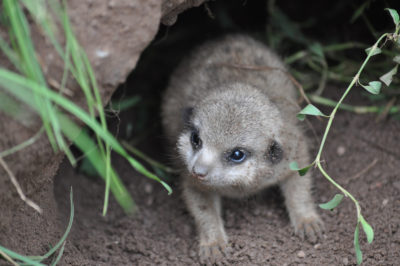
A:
0 127 44 158
3 0 59 151
0 35 23 73
109 96 141 112
0 90 36 125
50 242 66 266
0 72 135 210
0 246 45 266
0 188 74 265
57 114 136 213
39 188 74 260
1 1 172 213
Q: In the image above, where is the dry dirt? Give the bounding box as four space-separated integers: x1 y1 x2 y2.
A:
0 0 208 257
52 95 400 265
2 1 400 265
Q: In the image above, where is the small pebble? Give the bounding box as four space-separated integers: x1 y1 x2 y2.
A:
144 183 153 194
342 257 349 265
382 198 389 207
337 146 346 156
95 49 109 58
314 243 321 249
297 250 306 258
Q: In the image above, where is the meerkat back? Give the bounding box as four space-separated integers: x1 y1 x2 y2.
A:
161 35 323 263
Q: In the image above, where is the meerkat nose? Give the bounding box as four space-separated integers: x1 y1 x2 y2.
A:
192 165 208 179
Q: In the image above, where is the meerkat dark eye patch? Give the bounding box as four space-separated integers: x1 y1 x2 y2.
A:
190 130 202 151
267 141 283 164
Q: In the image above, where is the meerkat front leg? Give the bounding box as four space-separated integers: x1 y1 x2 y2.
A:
182 180 228 263
280 173 324 243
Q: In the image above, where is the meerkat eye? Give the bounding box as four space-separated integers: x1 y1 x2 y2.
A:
267 141 283 164
190 131 202 150
228 149 247 163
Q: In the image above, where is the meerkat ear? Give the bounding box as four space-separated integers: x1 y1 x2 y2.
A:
181 107 194 125
267 140 284 164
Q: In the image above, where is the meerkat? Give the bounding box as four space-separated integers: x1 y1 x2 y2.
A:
161 35 324 263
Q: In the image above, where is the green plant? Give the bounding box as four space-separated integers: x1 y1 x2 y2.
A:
0 0 171 216
290 8 400 265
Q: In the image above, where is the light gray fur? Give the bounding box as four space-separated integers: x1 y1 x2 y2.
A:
161 35 323 263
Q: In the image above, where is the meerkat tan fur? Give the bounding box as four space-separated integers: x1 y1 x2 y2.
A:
161 35 323 263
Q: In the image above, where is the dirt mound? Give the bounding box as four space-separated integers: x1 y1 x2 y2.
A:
53 106 400 265
0 0 207 257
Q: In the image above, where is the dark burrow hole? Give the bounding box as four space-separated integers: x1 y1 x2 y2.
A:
106 0 399 164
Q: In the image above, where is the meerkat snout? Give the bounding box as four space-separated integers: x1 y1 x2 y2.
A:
191 149 215 179
192 151 212 179
192 163 208 178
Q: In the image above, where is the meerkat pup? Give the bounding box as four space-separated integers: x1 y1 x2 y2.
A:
161 35 323 263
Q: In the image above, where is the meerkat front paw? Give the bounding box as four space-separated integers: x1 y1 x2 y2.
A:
294 215 324 243
199 239 230 265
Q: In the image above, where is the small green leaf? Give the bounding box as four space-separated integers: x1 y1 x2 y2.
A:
365 46 382 56
394 55 400 64
360 215 374 244
289 161 312 176
289 161 300 170
109 96 141 112
319 194 344 210
360 81 382 94
354 223 363 265
296 104 327 121
380 65 398 86
350 2 370 23
385 8 400 26
309 42 324 58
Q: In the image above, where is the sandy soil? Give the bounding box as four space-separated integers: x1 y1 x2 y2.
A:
52 87 400 265
3 1 400 265
51 4 400 262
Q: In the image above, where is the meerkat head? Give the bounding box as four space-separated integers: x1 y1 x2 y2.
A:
177 83 285 190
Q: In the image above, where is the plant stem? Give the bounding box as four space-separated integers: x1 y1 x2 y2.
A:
315 33 389 161
122 140 177 174
317 161 361 218
309 94 400 114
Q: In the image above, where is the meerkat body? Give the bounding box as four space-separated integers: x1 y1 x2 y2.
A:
161 35 323 263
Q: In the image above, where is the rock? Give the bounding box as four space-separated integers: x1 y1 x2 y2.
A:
337 145 346 156
297 250 306 258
